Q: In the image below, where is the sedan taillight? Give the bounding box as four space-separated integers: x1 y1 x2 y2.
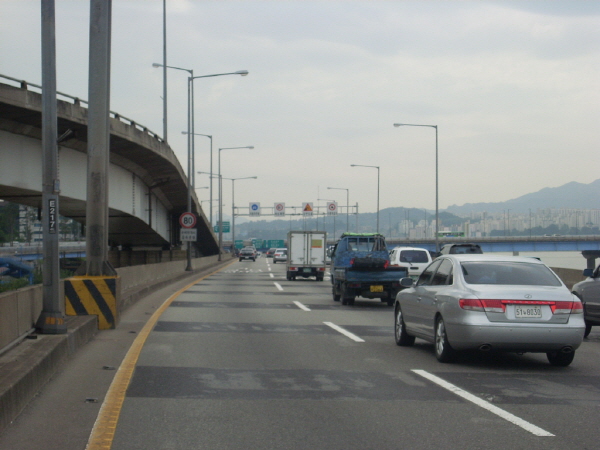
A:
460 299 583 315
459 299 505 312
459 298 484 312
552 301 583 314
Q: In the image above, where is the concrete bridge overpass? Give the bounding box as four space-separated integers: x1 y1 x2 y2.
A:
0 76 218 255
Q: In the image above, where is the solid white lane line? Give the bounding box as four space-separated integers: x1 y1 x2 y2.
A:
293 301 311 311
274 282 283 291
412 370 554 437
323 322 365 342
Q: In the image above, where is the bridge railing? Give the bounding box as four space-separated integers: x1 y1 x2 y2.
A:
0 74 165 143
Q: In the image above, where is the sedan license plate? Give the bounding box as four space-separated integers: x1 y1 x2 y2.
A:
515 305 542 318
370 285 384 293
303 268 311 273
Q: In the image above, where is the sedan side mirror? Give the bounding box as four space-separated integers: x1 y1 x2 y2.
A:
583 268 594 278
399 277 414 288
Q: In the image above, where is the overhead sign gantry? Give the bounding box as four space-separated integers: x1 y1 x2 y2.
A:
235 202 358 218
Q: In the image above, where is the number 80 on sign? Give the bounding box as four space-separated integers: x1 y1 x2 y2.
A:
179 212 197 228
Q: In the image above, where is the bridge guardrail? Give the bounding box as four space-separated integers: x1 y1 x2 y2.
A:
0 74 164 143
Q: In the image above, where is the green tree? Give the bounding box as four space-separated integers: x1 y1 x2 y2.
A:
0 202 20 244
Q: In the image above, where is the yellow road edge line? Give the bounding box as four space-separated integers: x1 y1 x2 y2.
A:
85 260 236 450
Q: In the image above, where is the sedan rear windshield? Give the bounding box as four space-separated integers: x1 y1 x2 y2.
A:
399 250 429 263
461 261 562 286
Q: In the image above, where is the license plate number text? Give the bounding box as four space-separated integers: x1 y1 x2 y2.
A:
515 305 542 318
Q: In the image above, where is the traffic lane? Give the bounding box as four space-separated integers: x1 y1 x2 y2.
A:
117 343 569 448
226 261 600 446
110 263 582 449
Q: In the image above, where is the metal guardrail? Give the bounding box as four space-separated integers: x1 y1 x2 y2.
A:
0 73 165 143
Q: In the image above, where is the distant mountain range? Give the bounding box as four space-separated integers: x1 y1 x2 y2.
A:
234 179 599 239
445 179 600 215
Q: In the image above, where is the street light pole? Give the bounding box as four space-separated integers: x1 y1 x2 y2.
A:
183 132 213 225
327 187 349 232
394 123 439 253
152 63 194 268
350 165 380 233
218 146 254 260
152 64 248 267
161 0 167 141
223 176 257 254
187 69 247 207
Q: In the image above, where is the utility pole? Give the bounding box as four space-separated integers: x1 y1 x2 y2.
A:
84 0 116 276
66 0 119 331
37 0 65 334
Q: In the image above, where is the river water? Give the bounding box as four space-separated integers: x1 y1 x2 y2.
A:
494 251 592 271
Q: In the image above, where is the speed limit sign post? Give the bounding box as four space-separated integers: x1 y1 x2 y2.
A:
327 202 338 216
179 213 197 242
179 212 197 228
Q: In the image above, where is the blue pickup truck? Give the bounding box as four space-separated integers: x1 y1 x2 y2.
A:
330 233 408 306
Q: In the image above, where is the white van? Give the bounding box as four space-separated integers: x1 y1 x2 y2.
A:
388 246 432 280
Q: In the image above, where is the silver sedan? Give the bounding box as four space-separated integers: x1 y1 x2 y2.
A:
394 254 585 366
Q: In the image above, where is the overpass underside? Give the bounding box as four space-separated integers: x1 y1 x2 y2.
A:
0 80 218 255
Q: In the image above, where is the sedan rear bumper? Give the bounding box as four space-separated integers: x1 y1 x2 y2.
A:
446 320 585 352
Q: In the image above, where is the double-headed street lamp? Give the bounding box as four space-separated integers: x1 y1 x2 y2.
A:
393 123 439 253
183 131 213 224
152 63 248 269
218 146 254 260
222 176 257 253
350 164 380 233
327 187 349 232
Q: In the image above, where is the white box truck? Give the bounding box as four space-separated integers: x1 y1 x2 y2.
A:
286 230 327 281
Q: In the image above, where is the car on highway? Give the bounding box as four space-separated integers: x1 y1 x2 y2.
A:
572 262 600 338
266 248 276 258
389 246 433 280
272 248 287 264
394 254 585 366
238 247 257 262
438 243 482 256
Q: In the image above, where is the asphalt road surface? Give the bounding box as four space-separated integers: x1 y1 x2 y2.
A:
2 257 600 450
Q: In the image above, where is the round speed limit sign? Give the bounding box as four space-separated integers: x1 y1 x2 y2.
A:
179 212 197 228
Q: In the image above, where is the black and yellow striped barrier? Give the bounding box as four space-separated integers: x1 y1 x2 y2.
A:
65 276 120 329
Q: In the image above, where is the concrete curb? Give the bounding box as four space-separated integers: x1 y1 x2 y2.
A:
0 315 98 433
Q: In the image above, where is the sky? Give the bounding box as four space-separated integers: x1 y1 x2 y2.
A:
1 0 599 221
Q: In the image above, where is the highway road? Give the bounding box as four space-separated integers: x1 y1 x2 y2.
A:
2 257 600 449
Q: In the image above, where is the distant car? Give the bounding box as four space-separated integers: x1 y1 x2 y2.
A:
394 254 584 366
389 246 433 280
266 248 276 258
438 243 482 256
273 248 287 264
572 263 600 338
239 247 256 262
